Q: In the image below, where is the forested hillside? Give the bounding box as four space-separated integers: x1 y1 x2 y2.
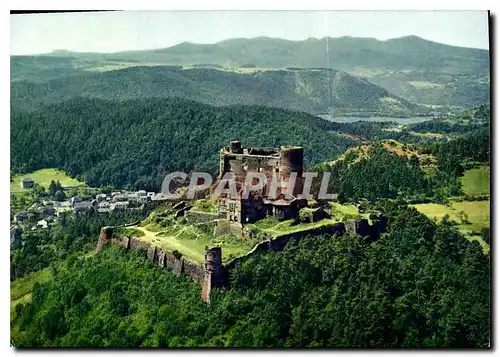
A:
11 202 490 348
314 130 490 203
11 65 421 116
10 97 357 190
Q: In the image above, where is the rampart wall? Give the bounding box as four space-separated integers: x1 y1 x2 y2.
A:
96 215 387 303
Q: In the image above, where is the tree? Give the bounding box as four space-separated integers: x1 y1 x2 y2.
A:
457 210 469 225
54 190 66 202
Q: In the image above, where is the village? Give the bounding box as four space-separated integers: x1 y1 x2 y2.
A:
12 176 171 231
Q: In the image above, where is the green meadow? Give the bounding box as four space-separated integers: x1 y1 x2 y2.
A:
11 168 85 193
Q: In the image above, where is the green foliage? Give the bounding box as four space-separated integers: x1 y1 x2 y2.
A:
12 204 490 348
11 97 357 190
339 145 429 201
11 65 419 116
10 210 149 280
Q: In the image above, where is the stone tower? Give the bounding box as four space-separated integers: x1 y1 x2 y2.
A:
96 226 113 253
201 246 223 304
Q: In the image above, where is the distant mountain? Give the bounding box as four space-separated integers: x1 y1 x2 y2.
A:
11 65 425 117
12 35 490 108
10 97 359 189
44 35 488 74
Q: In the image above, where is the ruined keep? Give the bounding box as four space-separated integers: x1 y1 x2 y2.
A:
217 141 307 225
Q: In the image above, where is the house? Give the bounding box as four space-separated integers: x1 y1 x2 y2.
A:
137 190 147 197
96 193 107 202
97 202 111 214
112 201 129 211
20 178 35 189
73 201 93 214
126 192 139 202
112 194 128 202
70 195 81 206
37 219 48 229
151 193 170 202
13 212 28 223
54 201 72 215
42 205 55 216
54 201 71 209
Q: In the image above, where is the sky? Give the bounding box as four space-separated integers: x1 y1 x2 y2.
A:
10 10 490 55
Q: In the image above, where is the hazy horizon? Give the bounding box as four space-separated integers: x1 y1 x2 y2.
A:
11 11 490 55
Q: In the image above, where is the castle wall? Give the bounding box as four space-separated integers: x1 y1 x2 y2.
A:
98 215 386 303
184 210 218 224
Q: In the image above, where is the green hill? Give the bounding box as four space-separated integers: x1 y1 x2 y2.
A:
11 65 422 116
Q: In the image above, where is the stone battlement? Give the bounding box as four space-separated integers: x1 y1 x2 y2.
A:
96 214 386 303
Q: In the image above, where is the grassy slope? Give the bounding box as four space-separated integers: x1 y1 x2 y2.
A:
248 202 365 237
127 202 366 264
11 168 85 193
130 224 254 264
11 268 52 319
460 166 490 196
411 200 490 254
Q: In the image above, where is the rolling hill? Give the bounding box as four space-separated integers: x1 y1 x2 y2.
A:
11 65 423 116
11 35 489 109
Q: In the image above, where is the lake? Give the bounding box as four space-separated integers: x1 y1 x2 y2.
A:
317 115 435 125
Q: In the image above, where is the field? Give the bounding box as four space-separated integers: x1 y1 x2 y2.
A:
408 131 447 139
407 81 444 89
11 268 52 318
411 200 490 253
11 168 85 193
460 166 490 196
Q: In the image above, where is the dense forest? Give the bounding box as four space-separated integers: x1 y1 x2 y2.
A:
11 202 490 348
10 97 358 190
9 33 491 348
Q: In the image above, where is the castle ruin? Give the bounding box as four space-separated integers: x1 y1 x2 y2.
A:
217 141 307 224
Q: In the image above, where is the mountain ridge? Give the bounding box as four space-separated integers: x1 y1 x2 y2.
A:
12 35 490 108
41 35 489 55
11 65 425 116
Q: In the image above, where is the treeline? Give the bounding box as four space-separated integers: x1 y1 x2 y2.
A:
317 120 448 143
11 97 357 191
12 202 490 348
340 144 429 201
420 130 490 165
408 120 488 134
